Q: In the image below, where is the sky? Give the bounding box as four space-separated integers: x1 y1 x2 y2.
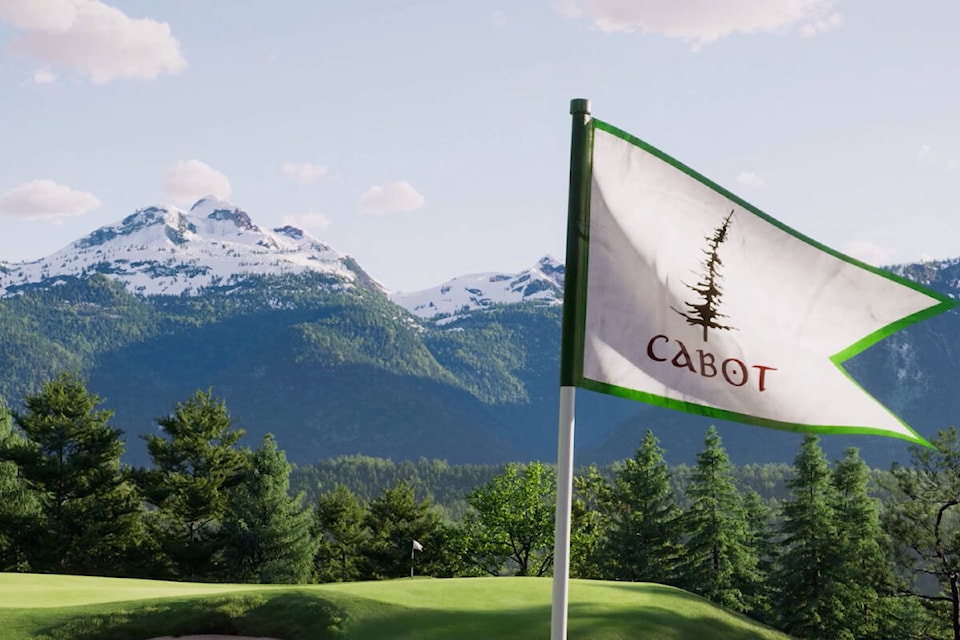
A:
0 0 958 294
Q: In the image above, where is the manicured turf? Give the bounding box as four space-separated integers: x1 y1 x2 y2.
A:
0 573 791 640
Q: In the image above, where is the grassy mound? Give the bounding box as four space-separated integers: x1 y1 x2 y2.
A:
0 573 790 640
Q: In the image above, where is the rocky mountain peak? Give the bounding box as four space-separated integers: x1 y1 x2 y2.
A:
390 255 565 321
191 196 259 232
0 198 374 298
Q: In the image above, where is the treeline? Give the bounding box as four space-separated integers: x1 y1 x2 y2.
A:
289 456 799 520
290 457 507 521
3 373 960 639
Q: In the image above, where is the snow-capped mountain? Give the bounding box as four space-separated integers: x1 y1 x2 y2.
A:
0 197 379 297
391 255 564 320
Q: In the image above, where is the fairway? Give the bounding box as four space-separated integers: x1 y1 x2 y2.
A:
0 573 791 640
0 573 275 608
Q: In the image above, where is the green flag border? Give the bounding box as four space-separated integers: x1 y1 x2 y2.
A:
573 118 957 447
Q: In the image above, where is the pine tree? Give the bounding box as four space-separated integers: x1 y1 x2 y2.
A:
7 372 143 574
137 389 247 580
831 447 897 639
601 430 682 584
361 481 443 580
679 426 759 612
220 435 316 584
0 400 41 571
772 434 845 639
742 489 777 622
314 484 368 583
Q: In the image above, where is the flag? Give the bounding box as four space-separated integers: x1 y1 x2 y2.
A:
412 540 424 552
567 118 955 444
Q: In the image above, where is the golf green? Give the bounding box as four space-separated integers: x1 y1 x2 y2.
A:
0 573 791 639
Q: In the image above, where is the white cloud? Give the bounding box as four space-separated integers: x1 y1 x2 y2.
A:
163 160 231 207
32 68 56 84
0 0 186 84
736 170 764 188
282 162 329 184
0 0 79 31
359 180 425 214
281 212 332 231
842 240 891 267
556 0 842 48
799 12 843 37
0 179 100 220
918 144 957 173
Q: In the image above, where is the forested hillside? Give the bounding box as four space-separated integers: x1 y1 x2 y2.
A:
1 256 959 467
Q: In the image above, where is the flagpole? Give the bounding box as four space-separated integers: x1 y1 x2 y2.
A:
551 98 593 640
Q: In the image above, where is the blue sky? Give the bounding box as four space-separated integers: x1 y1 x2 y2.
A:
1 0 958 292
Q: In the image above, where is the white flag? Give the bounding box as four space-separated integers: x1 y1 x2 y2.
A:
412 540 424 552
573 119 954 444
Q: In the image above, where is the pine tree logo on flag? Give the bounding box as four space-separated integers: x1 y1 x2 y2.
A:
672 210 737 342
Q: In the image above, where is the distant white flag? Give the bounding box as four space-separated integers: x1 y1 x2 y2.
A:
412 540 424 552
569 119 955 444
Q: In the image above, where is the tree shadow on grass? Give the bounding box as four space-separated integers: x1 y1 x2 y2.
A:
34 592 346 640
32 585 785 640
589 581 785 638
344 599 783 640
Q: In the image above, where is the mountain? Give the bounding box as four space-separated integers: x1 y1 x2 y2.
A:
390 255 564 320
1 198 959 469
0 196 379 298
0 198 514 464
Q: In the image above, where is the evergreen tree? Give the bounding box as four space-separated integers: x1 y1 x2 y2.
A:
601 430 682 584
361 481 444 580
314 484 368 583
137 389 247 580
460 462 556 577
220 435 316 584
0 400 41 571
771 434 845 639
741 489 777 622
679 427 759 612
6 372 143 574
884 428 960 640
831 447 897 639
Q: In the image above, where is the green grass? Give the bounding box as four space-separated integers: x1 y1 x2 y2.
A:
0 573 791 640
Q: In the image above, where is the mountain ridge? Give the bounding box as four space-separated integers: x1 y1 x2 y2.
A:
1 199 959 468
390 255 564 320
1 197 562 320
0 196 377 298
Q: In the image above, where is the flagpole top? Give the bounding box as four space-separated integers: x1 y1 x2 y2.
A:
570 98 591 115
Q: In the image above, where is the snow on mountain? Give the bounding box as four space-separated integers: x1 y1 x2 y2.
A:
391 255 564 320
0 197 380 297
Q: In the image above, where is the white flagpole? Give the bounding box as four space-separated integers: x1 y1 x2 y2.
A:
551 98 593 640
551 385 576 640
